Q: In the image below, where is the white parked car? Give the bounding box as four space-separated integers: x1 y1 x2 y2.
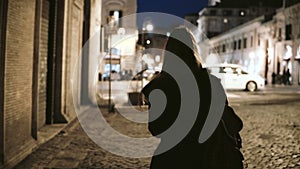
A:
205 64 265 92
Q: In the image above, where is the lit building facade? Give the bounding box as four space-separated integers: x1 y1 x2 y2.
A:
197 0 283 42
200 2 300 85
274 2 300 84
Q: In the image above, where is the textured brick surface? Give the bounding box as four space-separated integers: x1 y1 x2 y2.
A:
1 0 85 166
37 0 50 129
4 0 36 161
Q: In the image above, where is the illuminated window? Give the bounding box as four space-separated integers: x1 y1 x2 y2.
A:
296 45 300 59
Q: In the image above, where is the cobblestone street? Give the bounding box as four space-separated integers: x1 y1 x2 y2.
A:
16 94 300 169
235 101 300 168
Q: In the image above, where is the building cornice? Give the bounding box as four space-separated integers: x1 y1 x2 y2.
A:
103 0 126 6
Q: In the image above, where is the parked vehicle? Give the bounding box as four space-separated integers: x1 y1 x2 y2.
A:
205 64 265 92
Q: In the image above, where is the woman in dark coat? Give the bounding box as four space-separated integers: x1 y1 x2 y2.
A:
142 27 244 169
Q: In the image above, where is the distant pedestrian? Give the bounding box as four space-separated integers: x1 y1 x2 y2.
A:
99 72 102 81
286 69 291 85
142 27 244 169
282 69 287 85
272 72 276 85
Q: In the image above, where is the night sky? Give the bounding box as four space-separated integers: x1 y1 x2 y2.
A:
137 0 208 18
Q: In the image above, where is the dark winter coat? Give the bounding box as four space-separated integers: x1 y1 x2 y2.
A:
142 70 244 169
141 27 243 169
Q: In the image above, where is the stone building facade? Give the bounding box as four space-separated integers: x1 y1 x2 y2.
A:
201 2 300 85
274 2 300 85
197 0 283 41
0 0 102 167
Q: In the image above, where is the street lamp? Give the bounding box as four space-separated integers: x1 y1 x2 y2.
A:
105 15 126 111
106 16 117 112
141 22 154 94
146 39 151 45
145 23 154 32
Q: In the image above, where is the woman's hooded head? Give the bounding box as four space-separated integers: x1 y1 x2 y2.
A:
163 27 202 71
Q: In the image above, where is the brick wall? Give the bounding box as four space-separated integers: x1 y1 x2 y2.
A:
4 0 36 162
37 0 49 129
1 0 102 166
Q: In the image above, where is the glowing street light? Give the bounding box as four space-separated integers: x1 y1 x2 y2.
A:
145 23 154 31
146 39 151 45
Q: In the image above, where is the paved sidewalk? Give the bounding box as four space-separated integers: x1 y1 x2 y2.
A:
15 107 152 169
15 101 300 168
